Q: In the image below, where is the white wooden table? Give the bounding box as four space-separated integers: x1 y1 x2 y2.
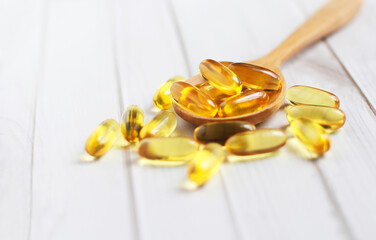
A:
1 0 376 239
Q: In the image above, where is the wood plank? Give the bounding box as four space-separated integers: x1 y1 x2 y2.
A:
114 0 238 239
0 1 46 239
29 1 135 239
289 0 376 239
171 0 376 239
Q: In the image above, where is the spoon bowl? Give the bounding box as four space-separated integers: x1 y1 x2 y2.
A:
172 0 363 126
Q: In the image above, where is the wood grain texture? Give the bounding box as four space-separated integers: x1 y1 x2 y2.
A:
0 1 47 239
29 1 135 239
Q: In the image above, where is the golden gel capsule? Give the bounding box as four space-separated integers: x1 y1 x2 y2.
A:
286 85 340 108
220 90 269 117
139 111 177 139
229 62 280 90
225 129 287 155
199 59 242 95
153 75 186 109
290 118 330 154
85 119 120 157
120 105 144 142
138 137 198 161
171 81 218 117
287 105 345 131
196 82 229 104
194 121 256 145
187 143 225 186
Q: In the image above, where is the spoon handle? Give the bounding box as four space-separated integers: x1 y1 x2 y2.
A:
262 0 363 66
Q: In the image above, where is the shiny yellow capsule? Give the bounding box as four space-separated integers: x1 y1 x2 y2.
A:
225 129 287 155
120 105 144 142
85 119 120 157
171 81 218 117
286 85 340 108
220 90 269 117
196 82 229 104
287 105 345 131
187 143 225 186
229 62 280 90
199 59 242 95
153 75 186 109
290 118 330 154
139 111 177 139
138 137 198 161
194 121 256 145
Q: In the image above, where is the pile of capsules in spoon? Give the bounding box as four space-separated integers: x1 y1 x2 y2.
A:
84 59 345 187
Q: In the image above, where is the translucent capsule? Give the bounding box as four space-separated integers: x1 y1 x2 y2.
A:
153 75 186 109
287 105 345 131
220 89 269 117
220 61 233 67
225 129 287 155
290 118 330 154
199 59 242 95
187 143 225 186
229 62 280 90
120 105 144 142
171 81 218 117
194 121 256 145
138 137 198 161
196 82 229 104
85 119 120 157
139 111 177 139
286 85 340 108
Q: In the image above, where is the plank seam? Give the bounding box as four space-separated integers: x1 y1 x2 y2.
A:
165 0 193 77
111 0 141 237
28 0 50 239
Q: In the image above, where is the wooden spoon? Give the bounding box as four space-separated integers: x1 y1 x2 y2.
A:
172 0 363 126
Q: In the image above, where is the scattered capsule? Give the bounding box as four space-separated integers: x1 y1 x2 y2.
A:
220 89 269 117
287 105 345 131
138 137 198 161
153 75 186 109
194 121 256 145
229 62 280 90
199 59 242 95
290 118 330 154
85 119 120 157
139 111 177 139
120 105 144 142
286 85 340 108
225 129 287 155
196 82 229 104
187 143 225 186
171 81 218 117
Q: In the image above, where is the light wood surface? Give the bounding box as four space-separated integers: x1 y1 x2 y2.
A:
173 0 363 126
1 0 376 240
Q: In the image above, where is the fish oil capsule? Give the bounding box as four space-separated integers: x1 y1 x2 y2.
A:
287 105 345 131
120 105 144 142
199 59 242 95
187 143 225 186
290 118 330 154
220 61 233 67
194 121 256 145
85 119 120 157
138 137 198 161
196 82 229 104
220 89 269 117
225 129 287 155
286 85 340 108
229 62 280 90
139 111 177 139
153 75 186 109
170 81 218 117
